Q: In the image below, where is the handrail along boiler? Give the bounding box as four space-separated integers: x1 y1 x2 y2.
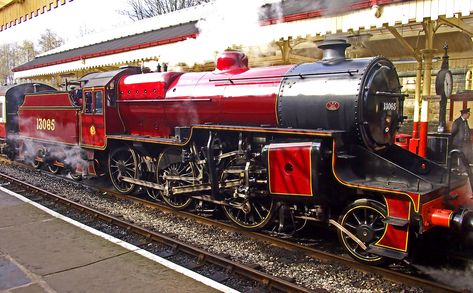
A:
2 39 473 265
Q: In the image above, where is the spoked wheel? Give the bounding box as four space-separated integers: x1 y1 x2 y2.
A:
157 148 195 210
32 149 45 169
69 171 82 181
47 162 61 174
145 170 161 201
146 187 161 201
221 159 275 230
223 197 275 230
337 199 388 265
108 147 139 194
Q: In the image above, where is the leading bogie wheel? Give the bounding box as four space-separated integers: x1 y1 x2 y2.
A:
108 147 139 194
337 199 388 265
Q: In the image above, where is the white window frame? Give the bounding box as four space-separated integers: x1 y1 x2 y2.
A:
0 96 6 123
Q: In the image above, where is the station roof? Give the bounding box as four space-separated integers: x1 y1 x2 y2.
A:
13 0 473 79
13 21 199 72
1 0 73 32
0 0 15 9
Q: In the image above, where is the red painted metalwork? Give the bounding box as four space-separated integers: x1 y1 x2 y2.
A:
375 194 410 252
0 123 6 138
117 72 183 137
117 60 293 137
427 209 453 228
268 142 313 196
261 0 409 25
376 224 408 252
394 133 410 150
18 93 79 145
421 181 473 231
408 137 419 154
384 195 410 219
418 121 428 157
80 89 106 149
411 121 419 139
216 51 248 71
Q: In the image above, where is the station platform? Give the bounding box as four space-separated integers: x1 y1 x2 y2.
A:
0 188 235 293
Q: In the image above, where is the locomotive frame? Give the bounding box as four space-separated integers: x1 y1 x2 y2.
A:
1 40 472 266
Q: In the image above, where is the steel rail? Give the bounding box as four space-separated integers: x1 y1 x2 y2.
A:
0 172 313 293
0 161 465 293
102 190 463 293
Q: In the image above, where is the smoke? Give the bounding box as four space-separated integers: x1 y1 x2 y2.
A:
161 0 284 69
323 0 363 15
13 116 87 173
413 261 473 291
158 0 366 69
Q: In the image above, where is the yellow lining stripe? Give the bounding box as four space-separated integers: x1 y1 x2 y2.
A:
107 125 334 147
20 106 78 110
374 198 410 252
330 140 421 212
340 205 384 262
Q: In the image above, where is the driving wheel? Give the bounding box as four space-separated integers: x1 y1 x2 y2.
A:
108 147 139 194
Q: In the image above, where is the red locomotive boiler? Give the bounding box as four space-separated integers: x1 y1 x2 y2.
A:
3 39 473 265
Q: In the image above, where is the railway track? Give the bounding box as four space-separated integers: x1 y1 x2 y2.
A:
106 190 466 293
0 172 314 293
0 161 469 293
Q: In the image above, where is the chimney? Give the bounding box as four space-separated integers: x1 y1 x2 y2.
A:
317 39 351 61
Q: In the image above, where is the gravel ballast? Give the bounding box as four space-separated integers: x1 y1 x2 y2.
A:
0 162 428 292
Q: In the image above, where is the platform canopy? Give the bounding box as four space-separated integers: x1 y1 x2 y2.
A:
0 0 73 32
0 0 16 8
12 0 473 80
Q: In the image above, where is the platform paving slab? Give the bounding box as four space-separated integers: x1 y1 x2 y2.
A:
8 283 47 293
0 190 222 293
0 192 52 228
0 256 31 290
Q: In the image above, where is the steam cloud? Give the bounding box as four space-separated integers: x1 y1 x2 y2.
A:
414 261 473 291
159 0 365 69
160 0 284 69
14 116 87 174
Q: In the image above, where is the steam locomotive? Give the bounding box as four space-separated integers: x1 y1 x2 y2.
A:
1 39 472 265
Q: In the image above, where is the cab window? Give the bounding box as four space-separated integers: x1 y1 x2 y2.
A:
0 101 5 123
95 91 103 114
106 82 117 107
84 91 93 113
